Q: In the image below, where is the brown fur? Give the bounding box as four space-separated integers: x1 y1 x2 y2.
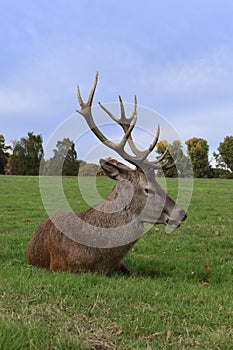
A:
27 163 186 274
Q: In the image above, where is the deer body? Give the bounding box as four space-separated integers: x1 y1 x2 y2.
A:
27 73 187 274
27 216 136 274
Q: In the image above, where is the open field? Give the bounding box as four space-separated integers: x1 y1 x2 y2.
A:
0 176 233 349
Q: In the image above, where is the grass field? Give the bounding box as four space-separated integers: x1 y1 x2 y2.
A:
0 176 233 350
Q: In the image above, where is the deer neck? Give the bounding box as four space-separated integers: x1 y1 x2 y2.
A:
89 183 143 229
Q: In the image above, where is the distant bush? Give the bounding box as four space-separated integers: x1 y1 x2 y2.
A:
220 172 233 179
79 163 99 176
210 168 232 178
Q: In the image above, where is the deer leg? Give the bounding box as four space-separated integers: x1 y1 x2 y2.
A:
119 260 130 275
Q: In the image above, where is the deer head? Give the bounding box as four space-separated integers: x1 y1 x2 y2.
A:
76 72 187 229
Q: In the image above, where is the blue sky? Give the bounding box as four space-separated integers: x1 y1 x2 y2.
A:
1 0 233 162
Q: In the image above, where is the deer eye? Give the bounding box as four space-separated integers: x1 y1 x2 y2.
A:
145 188 155 196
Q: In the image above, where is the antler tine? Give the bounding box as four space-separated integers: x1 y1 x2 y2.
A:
118 96 161 164
130 95 137 122
119 95 137 124
140 124 161 161
163 159 177 169
98 96 141 157
76 72 112 146
77 71 99 110
98 101 119 123
153 147 168 164
125 123 161 164
98 95 137 127
98 94 163 168
103 94 144 159
119 96 126 121
142 148 177 171
140 147 168 170
77 85 84 108
117 112 137 150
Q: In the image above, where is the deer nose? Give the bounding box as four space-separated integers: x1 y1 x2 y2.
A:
182 213 187 221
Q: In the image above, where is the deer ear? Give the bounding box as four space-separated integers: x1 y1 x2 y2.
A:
99 159 128 180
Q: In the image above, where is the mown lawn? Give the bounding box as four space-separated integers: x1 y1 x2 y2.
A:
0 176 233 349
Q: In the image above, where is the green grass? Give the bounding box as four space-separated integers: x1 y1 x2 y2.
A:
0 176 233 349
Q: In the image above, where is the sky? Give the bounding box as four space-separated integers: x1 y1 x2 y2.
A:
1 0 233 163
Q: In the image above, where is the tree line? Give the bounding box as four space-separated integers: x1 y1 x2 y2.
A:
0 132 233 178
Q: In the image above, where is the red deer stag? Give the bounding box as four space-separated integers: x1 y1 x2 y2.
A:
27 72 187 275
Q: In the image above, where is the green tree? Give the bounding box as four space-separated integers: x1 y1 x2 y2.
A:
0 134 11 174
156 140 192 177
11 132 44 175
214 136 233 172
44 138 80 176
185 137 210 178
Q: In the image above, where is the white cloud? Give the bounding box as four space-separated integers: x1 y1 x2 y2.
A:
1 1 233 162
136 46 233 108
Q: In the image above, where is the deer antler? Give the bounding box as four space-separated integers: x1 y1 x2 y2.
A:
76 72 174 170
